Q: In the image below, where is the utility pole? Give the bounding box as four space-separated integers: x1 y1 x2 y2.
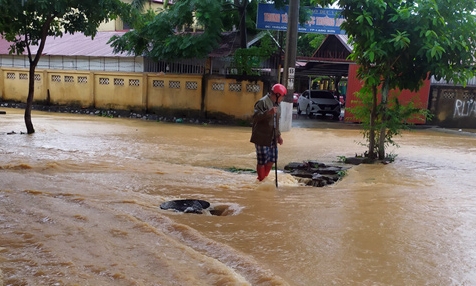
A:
280 0 299 132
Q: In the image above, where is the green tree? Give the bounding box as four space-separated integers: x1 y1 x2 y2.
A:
110 0 225 60
110 0 317 61
297 33 325 57
232 34 277 75
314 0 476 160
0 0 123 134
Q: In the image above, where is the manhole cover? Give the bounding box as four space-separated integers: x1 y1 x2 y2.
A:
160 199 210 214
160 200 237 216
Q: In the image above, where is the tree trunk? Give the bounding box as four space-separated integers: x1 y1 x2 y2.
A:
368 85 378 159
23 15 54 134
24 63 36 134
236 0 248 49
378 79 390 160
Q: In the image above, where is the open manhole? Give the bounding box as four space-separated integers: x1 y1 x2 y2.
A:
160 199 235 216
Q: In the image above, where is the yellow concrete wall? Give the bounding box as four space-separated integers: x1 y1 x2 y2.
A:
94 72 146 111
147 73 202 111
0 68 264 120
205 77 263 119
47 71 93 107
0 68 45 102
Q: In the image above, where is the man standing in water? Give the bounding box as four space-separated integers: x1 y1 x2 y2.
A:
250 83 287 181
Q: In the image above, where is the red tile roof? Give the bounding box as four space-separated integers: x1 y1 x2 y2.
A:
1 30 272 59
0 36 14 55
1 31 128 57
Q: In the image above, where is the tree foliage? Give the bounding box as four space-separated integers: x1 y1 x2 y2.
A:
232 34 277 75
109 0 319 61
350 86 432 158
314 0 476 160
110 0 224 60
0 0 123 133
297 33 325 57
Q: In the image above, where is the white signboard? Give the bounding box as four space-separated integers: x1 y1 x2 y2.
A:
289 67 295 78
287 78 294 90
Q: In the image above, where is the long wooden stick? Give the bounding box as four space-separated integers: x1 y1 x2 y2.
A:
274 113 278 188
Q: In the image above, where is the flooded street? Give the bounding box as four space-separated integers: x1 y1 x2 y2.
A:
1 107 476 285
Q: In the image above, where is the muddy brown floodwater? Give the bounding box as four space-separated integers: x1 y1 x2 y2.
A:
1 108 476 285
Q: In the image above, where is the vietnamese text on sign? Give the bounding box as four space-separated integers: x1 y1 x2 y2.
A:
257 4 345 35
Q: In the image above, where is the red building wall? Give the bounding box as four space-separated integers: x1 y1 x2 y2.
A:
344 64 431 124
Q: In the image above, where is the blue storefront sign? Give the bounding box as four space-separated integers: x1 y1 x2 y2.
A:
256 3 345 35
